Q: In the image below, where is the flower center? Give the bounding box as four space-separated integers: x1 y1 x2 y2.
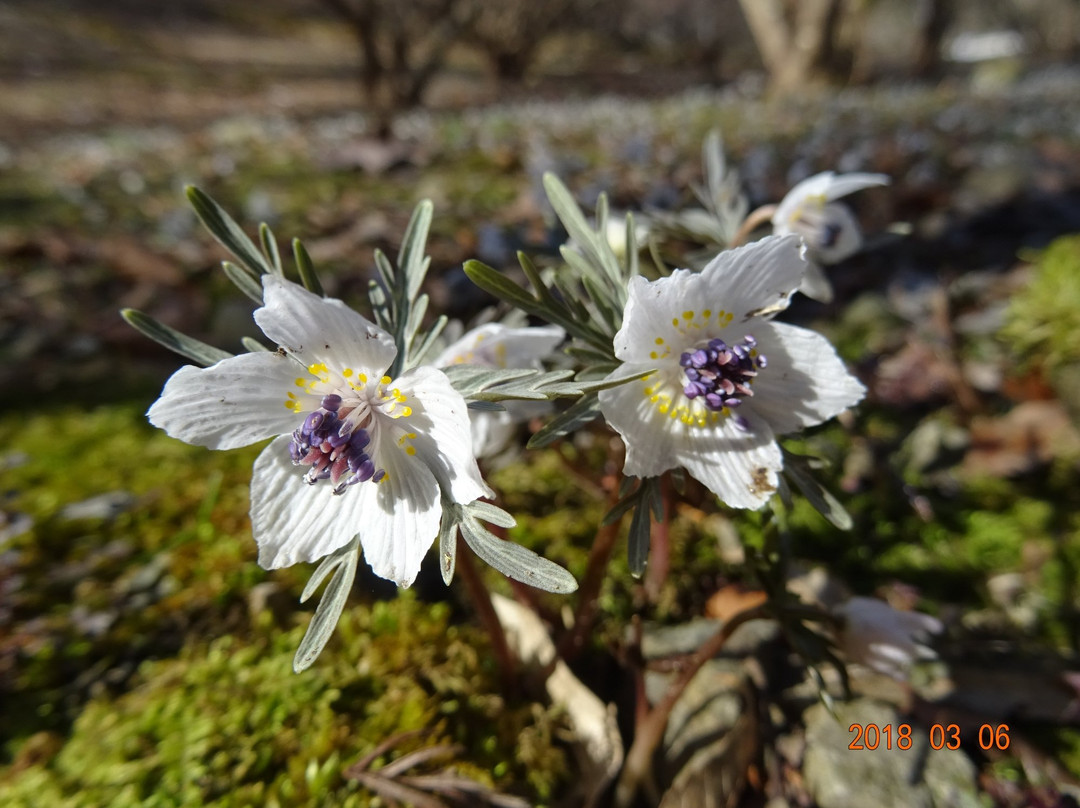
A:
680 334 766 416
289 394 386 495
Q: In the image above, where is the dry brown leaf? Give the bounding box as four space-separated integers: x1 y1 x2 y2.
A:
963 399 1080 477
704 585 768 622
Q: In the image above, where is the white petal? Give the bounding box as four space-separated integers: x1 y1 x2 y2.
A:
746 322 865 434
382 365 491 503
148 351 303 450
434 323 565 369
613 272 698 361
597 363 681 478
797 260 835 303
697 236 808 321
773 171 889 228
820 172 890 203
612 235 807 362
469 410 518 459
358 425 443 587
254 275 397 373
813 203 863 264
250 436 367 568
676 416 783 510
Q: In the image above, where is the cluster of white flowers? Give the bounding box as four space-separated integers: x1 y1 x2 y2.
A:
147 203 874 587
135 148 892 680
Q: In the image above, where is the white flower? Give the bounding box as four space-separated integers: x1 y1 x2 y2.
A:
603 213 650 262
147 275 490 587
835 596 943 679
597 235 865 509
433 322 565 459
772 171 889 302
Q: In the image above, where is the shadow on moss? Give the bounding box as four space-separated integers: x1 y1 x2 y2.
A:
0 595 569 807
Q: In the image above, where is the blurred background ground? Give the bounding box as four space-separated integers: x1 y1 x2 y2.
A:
2 1 1080 806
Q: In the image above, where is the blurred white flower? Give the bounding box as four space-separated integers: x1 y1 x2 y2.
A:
772 171 890 302
597 235 865 509
602 212 650 262
148 275 489 587
835 596 943 679
434 322 565 460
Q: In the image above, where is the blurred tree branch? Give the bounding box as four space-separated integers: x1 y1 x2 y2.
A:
317 0 477 136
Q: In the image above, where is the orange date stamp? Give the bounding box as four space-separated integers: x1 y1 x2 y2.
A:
848 723 1010 751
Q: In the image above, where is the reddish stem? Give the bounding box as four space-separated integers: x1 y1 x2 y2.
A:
730 203 778 247
613 605 769 808
557 489 623 661
644 477 674 601
455 535 517 693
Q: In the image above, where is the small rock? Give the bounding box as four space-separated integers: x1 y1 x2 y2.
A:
248 581 294 627
59 491 135 522
803 699 979 808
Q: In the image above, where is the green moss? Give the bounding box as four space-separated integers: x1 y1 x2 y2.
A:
0 405 306 748
0 595 568 807
1002 235 1080 371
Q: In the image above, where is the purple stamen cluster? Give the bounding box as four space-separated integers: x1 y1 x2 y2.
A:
681 335 766 412
289 394 385 494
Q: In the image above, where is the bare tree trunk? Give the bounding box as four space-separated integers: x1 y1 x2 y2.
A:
736 0 845 91
913 0 954 79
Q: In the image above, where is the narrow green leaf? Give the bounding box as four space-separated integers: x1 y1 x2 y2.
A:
670 466 687 496
627 500 651 578
574 366 655 393
782 449 853 531
260 222 284 276
408 314 448 368
121 308 232 367
559 244 607 291
463 259 538 311
460 517 577 594
398 199 434 300
291 238 323 297
516 251 557 307
467 400 506 412
565 345 617 365
368 280 391 331
186 186 271 277
293 544 359 672
543 173 622 294
646 477 664 521
647 234 668 277
625 211 640 278
581 274 620 333
527 393 601 448
222 260 263 304
601 487 643 527
300 536 360 603
438 509 458 586
466 500 517 529
595 192 609 237
373 249 396 295
404 292 429 347
241 336 270 352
